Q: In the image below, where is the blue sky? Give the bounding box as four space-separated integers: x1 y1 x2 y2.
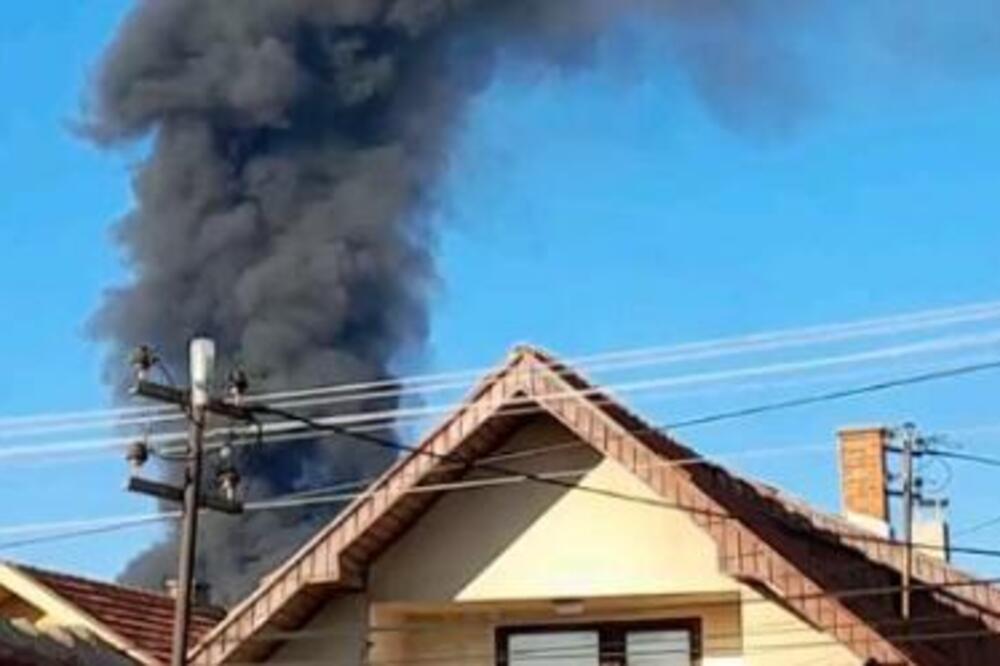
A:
1 2 1000 582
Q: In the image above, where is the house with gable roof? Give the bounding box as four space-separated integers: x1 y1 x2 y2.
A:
188 346 1000 666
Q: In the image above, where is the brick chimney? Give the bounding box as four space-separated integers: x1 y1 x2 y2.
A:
837 426 891 536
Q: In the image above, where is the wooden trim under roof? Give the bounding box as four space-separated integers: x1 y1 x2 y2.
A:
0 564 158 666
191 346 1000 666
0 563 224 665
0 616 131 666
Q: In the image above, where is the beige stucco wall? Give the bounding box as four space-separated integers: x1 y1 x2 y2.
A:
370 419 738 603
365 597 744 666
268 593 367 665
739 588 861 666
266 418 863 666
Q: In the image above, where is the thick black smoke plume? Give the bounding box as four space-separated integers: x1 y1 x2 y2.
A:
84 0 816 603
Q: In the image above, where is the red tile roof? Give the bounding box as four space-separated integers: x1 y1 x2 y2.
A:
14 564 224 665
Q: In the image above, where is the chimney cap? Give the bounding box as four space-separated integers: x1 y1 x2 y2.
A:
836 424 892 436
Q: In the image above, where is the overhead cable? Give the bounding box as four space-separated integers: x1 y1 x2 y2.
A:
4 298 1000 430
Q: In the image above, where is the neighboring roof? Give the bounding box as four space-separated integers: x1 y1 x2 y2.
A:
192 346 1000 666
0 616 131 666
1 562 225 665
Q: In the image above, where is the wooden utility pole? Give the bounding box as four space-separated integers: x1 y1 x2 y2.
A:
170 339 212 666
128 339 248 666
900 423 916 621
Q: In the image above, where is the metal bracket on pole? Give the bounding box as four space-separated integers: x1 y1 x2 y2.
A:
127 477 243 515
132 380 255 421
127 477 183 503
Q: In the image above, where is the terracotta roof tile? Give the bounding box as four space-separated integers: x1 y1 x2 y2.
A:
14 564 224 665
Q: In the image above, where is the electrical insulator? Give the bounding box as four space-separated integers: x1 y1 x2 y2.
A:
217 464 241 502
216 438 240 501
227 368 249 405
125 440 149 472
130 346 158 383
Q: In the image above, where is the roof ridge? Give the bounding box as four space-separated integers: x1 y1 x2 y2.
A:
525 348 1000 607
6 561 225 618
752 478 992 586
9 561 173 601
521 350 991 588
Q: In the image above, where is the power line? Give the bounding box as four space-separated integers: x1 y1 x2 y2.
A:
7 320 1000 439
0 449 745 542
246 474 1000 558
925 448 1000 469
0 511 176 538
247 400 741 524
5 446 996 556
944 444 1000 538
3 356 1000 556
937 422 1000 438
0 441 829 543
6 443 1000 569
257 328 1000 427
240 356 1000 478
4 298 1000 430
956 513 1000 538
4 471 1000 557
243 298 1000 404
0 351 997 588
251 449 1000 559
0 447 825 533
165 352 1000 459
243 359 1000 562
661 358 1000 430
6 334 1000 463
0 518 172 552
0 352 988 468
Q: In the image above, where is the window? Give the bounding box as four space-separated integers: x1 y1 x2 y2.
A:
507 631 599 666
625 630 692 666
497 620 700 666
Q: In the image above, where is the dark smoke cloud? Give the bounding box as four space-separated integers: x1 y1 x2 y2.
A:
84 0 820 603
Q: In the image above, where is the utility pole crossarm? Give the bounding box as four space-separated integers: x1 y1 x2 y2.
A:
126 477 242 515
132 380 255 421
